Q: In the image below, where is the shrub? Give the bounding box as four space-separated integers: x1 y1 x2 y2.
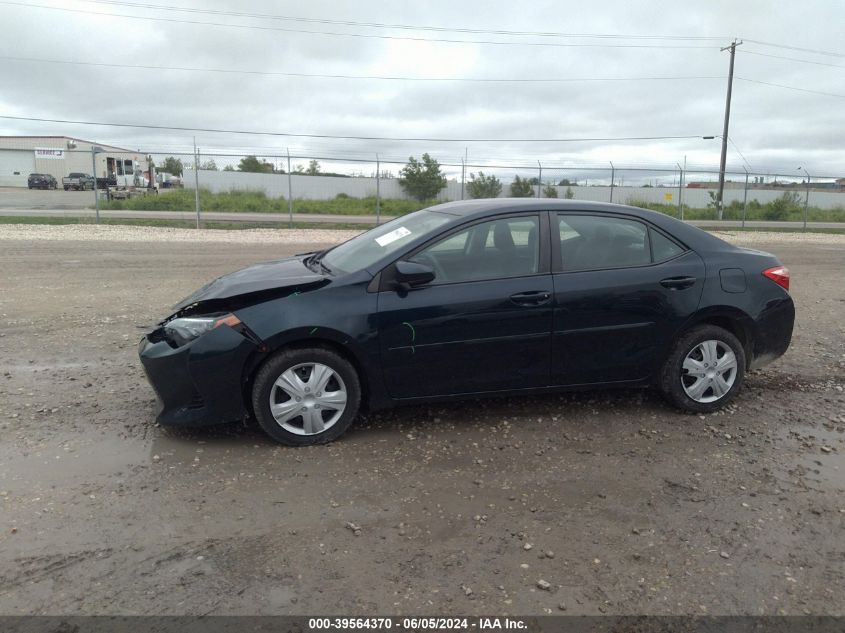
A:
467 172 503 199
510 175 534 197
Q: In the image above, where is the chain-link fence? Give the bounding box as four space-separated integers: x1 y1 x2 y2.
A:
8 146 845 229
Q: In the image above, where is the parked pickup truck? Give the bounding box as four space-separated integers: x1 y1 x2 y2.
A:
62 173 96 191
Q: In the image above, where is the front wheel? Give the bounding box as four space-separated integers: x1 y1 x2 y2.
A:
252 347 361 446
659 324 745 413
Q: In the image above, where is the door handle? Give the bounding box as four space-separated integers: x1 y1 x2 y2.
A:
660 276 697 290
510 291 552 306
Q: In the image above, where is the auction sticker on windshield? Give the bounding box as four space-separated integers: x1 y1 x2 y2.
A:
375 226 411 246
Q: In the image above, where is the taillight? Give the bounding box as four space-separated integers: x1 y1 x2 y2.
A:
762 266 790 291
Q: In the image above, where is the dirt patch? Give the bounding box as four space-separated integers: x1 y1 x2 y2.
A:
0 233 842 616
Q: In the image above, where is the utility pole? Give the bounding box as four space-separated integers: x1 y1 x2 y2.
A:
716 39 742 220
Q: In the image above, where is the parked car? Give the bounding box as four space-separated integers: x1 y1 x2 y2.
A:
139 199 794 446
27 173 58 190
62 172 96 191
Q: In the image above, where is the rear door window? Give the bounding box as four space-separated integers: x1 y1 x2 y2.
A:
558 215 650 271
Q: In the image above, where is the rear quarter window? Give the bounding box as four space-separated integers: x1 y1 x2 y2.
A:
649 228 685 262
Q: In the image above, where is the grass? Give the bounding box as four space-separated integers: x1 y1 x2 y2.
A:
100 188 432 216
98 188 845 224
626 197 845 223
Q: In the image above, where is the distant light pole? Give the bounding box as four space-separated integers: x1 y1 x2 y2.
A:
798 166 811 232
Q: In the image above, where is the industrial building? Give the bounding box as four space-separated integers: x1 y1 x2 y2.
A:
0 136 145 187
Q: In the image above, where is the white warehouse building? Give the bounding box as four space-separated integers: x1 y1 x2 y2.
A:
0 136 146 187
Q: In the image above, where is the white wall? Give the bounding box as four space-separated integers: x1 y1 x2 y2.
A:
185 170 845 210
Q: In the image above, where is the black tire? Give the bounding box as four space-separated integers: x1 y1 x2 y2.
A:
659 324 745 413
251 347 361 446
64 186 70 191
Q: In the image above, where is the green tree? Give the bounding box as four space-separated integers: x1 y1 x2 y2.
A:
161 156 183 177
467 172 502 199
542 183 558 198
306 160 321 176
238 155 274 173
399 153 447 201
558 178 574 186
200 159 218 171
223 165 234 172
510 175 533 197
564 186 575 199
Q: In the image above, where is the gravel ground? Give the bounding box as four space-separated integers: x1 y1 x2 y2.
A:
0 223 844 246
0 227 843 616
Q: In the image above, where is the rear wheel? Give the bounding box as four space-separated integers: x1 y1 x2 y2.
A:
252 347 361 446
659 324 745 413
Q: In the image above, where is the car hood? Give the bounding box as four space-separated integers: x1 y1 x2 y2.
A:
172 256 325 311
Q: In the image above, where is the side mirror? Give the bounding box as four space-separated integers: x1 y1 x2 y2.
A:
395 260 435 289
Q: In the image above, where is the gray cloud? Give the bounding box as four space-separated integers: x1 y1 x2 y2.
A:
1 0 843 177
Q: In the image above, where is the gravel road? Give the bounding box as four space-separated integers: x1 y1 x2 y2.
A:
0 225 842 616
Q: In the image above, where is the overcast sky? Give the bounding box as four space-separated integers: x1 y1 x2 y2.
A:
1 0 844 182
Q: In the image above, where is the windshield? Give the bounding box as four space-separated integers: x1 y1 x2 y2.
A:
321 210 452 273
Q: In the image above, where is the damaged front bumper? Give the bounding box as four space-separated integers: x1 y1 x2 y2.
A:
139 322 258 427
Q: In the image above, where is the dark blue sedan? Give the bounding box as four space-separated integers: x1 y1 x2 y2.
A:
139 199 794 445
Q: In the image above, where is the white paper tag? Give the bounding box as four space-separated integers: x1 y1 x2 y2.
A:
375 226 412 247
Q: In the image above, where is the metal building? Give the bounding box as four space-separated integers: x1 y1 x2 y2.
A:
0 136 144 187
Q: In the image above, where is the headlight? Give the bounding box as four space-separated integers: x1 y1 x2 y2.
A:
163 313 241 347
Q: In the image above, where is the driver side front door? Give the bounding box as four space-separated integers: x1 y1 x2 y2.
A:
377 214 553 399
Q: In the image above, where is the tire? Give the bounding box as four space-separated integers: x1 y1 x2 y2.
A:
659 324 745 413
251 347 361 446
64 186 70 191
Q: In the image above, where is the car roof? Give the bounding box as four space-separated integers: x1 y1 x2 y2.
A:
425 198 731 252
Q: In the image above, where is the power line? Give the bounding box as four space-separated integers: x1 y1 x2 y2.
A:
81 0 727 42
0 114 714 143
742 39 845 59
741 49 845 69
0 55 726 83
726 136 753 171
735 77 845 99
0 2 722 50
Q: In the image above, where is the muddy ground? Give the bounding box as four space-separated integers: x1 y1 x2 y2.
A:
0 230 842 616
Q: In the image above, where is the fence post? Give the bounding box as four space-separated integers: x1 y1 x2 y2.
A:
375 153 381 226
193 137 200 229
286 148 293 228
802 169 811 232
609 161 615 203
742 169 749 228
676 164 683 219
460 157 466 200
537 161 542 198
91 146 99 224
